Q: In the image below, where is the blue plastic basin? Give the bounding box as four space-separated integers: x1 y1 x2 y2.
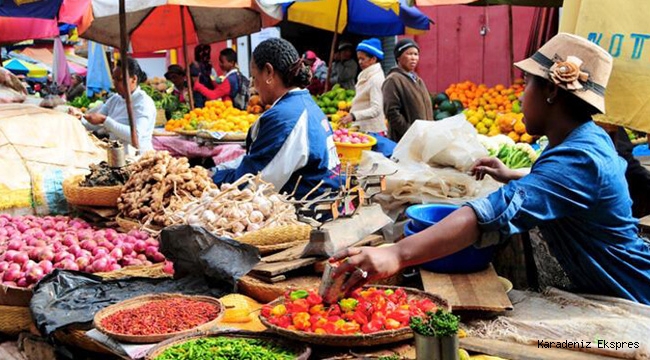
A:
405 204 459 232
403 220 495 273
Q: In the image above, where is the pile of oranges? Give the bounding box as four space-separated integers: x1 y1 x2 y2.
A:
165 100 259 133
445 80 534 143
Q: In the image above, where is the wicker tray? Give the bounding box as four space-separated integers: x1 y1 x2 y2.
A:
0 283 32 307
175 129 198 136
0 304 33 335
115 215 162 233
238 274 402 304
94 293 224 344
260 285 450 347
145 330 311 360
95 263 171 280
63 175 123 207
196 130 248 141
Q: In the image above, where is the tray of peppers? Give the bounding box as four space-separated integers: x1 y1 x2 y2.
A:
259 285 450 347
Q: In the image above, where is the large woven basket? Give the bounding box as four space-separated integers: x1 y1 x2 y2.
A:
0 305 33 335
145 330 311 360
94 293 224 344
53 325 114 355
96 262 171 280
63 174 123 207
238 274 403 304
236 224 311 254
260 285 450 347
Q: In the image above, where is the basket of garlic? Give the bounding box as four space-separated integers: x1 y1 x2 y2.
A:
168 174 312 253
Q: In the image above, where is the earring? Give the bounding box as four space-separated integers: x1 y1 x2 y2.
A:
266 79 272 85
546 97 554 104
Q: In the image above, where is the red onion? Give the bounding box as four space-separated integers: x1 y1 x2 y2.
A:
92 247 109 257
53 251 73 263
38 248 54 262
92 257 109 273
145 246 158 258
26 267 44 284
60 259 79 271
6 240 21 251
12 252 29 265
136 254 147 262
97 240 115 251
145 238 159 247
124 235 137 244
7 263 21 272
38 260 53 274
67 244 81 255
75 257 90 269
3 250 18 262
16 222 30 233
105 229 118 241
44 229 57 238
108 264 121 272
27 247 40 261
151 252 165 263
0 261 9 272
62 234 77 246
2 281 17 287
121 243 134 254
109 248 123 259
163 261 174 274
80 239 97 251
133 240 147 253
22 260 37 272
2 269 20 282
16 277 28 288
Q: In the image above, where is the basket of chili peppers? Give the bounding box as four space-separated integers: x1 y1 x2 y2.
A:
259 285 450 347
145 330 311 360
94 293 224 343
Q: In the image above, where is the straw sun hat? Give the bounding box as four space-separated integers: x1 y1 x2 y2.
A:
514 32 613 114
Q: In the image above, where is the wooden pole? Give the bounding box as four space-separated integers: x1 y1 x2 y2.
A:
180 6 195 110
508 5 514 83
324 0 344 92
119 0 139 150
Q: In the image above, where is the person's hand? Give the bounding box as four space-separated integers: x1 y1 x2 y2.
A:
83 113 107 125
471 157 515 184
339 114 354 125
330 246 402 293
68 107 83 119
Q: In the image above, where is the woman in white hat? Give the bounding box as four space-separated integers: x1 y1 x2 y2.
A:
331 33 650 305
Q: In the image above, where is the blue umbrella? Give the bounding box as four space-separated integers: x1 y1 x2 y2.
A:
85 41 112 97
0 0 63 19
283 0 431 36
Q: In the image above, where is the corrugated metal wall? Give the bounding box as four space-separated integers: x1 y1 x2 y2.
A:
414 5 537 93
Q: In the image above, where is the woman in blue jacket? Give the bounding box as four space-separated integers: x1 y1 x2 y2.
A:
212 38 340 199
331 33 650 305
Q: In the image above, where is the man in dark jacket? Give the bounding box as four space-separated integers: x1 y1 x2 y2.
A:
382 38 433 142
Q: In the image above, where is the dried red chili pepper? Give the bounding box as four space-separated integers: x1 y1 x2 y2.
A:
100 298 220 335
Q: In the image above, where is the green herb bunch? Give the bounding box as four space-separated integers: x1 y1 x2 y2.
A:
409 309 460 337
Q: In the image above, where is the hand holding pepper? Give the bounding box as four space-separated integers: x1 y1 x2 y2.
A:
330 246 402 293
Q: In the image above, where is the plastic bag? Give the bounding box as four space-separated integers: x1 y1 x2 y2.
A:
392 115 488 172
159 225 261 289
30 270 228 336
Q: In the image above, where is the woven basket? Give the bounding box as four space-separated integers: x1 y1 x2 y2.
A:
175 129 198 136
94 293 224 344
260 285 450 347
53 325 114 355
0 305 33 335
145 330 311 360
96 263 171 280
238 274 402 304
63 175 123 207
236 224 311 248
0 283 32 307
196 131 248 141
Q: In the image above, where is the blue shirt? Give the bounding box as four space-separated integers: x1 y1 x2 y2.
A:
212 89 340 199
467 121 650 304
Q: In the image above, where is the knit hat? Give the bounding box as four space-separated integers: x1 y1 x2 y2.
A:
514 32 613 113
394 38 419 59
304 50 317 60
356 38 384 61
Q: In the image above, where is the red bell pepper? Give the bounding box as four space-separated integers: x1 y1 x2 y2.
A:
384 318 402 330
309 304 325 315
387 309 411 325
361 319 383 333
306 292 322 306
289 298 310 313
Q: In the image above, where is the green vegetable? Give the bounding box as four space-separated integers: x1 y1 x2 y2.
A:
154 337 295 360
384 289 394 296
409 309 460 337
339 298 358 312
491 142 540 170
289 290 309 301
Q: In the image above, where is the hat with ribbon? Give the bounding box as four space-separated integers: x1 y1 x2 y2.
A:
514 32 613 113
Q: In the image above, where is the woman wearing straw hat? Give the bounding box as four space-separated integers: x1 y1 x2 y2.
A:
331 33 650 305
339 38 388 135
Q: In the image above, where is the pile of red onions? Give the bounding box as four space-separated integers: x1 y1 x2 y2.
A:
0 214 167 289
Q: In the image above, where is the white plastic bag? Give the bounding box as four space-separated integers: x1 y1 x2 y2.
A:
392 114 488 172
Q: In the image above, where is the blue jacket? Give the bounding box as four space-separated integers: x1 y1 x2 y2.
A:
213 89 341 199
467 121 650 304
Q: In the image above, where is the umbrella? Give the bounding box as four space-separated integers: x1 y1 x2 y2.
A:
410 0 562 5
53 37 72 87
81 0 267 53
283 0 431 36
0 0 93 44
2 58 48 78
85 41 112 97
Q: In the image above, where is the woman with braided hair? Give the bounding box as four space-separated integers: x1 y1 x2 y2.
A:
212 38 340 199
